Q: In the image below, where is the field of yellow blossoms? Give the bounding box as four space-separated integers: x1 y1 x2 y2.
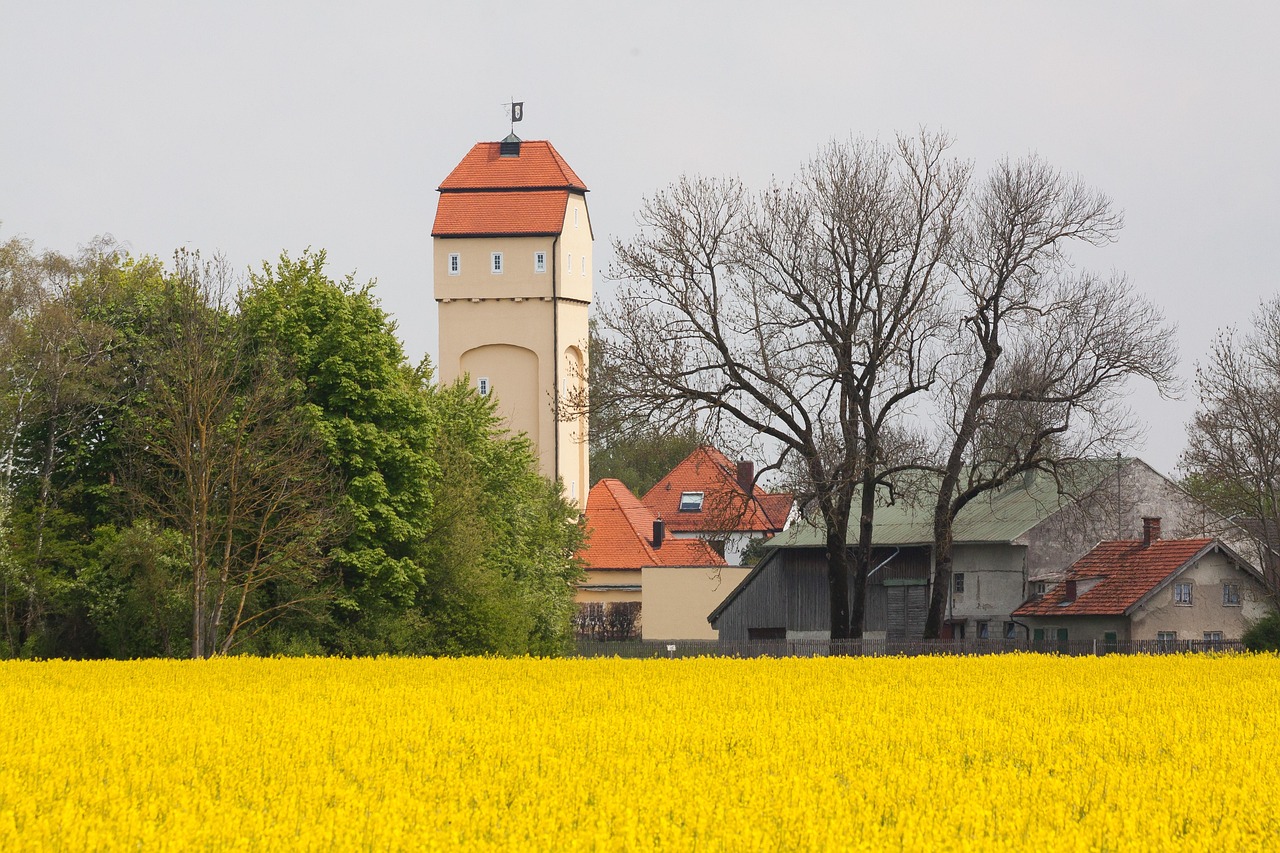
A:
1 654 1278 851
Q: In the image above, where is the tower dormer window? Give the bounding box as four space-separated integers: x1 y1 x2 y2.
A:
535 252 546 273
491 252 503 274
448 253 460 275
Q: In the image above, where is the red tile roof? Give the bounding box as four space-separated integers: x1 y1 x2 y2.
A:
438 141 588 192
640 446 793 534
578 479 725 571
431 191 568 236
1013 538 1216 617
433 140 587 237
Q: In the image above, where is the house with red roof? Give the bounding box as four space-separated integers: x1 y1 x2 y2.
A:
576 478 746 641
640 447 793 566
432 134 592 505
1013 517 1275 648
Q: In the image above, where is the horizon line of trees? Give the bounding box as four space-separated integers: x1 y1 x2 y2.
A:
0 233 584 660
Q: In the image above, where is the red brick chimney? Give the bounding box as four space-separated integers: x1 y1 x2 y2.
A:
736 460 755 493
1063 579 1077 603
1142 516 1161 547
652 518 665 549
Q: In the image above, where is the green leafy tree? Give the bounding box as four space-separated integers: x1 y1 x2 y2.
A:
242 251 583 655
241 251 438 639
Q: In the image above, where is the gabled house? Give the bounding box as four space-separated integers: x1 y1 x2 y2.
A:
1013 517 1275 646
577 479 741 641
710 458 1259 643
640 446 793 566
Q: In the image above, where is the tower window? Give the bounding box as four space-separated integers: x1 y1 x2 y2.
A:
491 252 503 274
535 252 546 273
574 207 579 228
448 253 460 275
567 252 572 272
582 256 586 276
477 377 490 396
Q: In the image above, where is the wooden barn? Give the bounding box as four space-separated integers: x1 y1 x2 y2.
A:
709 459 1251 643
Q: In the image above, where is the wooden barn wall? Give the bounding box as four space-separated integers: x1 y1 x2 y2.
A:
715 546 932 641
713 550 788 642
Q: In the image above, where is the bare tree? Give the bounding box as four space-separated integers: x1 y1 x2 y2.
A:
1182 296 1280 592
127 251 342 657
923 157 1179 637
600 132 965 638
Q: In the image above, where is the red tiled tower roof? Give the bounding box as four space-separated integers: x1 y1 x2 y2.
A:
578 479 725 571
438 141 587 191
1013 538 1216 617
432 139 589 237
641 446 793 534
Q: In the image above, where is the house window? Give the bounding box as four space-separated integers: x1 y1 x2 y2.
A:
534 252 546 273
1223 583 1241 606
1203 631 1224 643
977 621 989 640
1031 581 1048 596
1156 630 1178 651
1103 631 1118 653
1004 621 1017 640
1174 582 1193 605
448 253 460 275
477 377 490 397
678 491 704 512
491 252 503 274
953 573 965 594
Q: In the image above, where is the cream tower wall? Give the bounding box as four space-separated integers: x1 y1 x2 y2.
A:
434 196 592 504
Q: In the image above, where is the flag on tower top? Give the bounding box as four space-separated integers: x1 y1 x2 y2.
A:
511 101 523 122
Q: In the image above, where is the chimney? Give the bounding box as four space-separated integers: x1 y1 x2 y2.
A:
1142 516 1161 547
736 460 755 494
1063 579 1077 603
652 518 665 549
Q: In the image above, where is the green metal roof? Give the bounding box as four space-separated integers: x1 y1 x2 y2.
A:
774 460 1125 549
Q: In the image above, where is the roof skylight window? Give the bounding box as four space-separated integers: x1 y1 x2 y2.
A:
679 491 704 512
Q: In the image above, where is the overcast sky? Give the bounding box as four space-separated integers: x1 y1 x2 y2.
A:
3 2 1277 477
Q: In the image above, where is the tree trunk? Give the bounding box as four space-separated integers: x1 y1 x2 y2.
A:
823 500 853 640
848 474 877 639
924 505 955 639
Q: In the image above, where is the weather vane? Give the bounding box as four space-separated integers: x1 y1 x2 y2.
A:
504 97 524 133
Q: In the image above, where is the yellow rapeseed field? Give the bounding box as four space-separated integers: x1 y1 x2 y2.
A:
1 654 1277 851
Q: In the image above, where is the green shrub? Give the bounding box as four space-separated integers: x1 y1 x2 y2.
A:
1242 611 1280 652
